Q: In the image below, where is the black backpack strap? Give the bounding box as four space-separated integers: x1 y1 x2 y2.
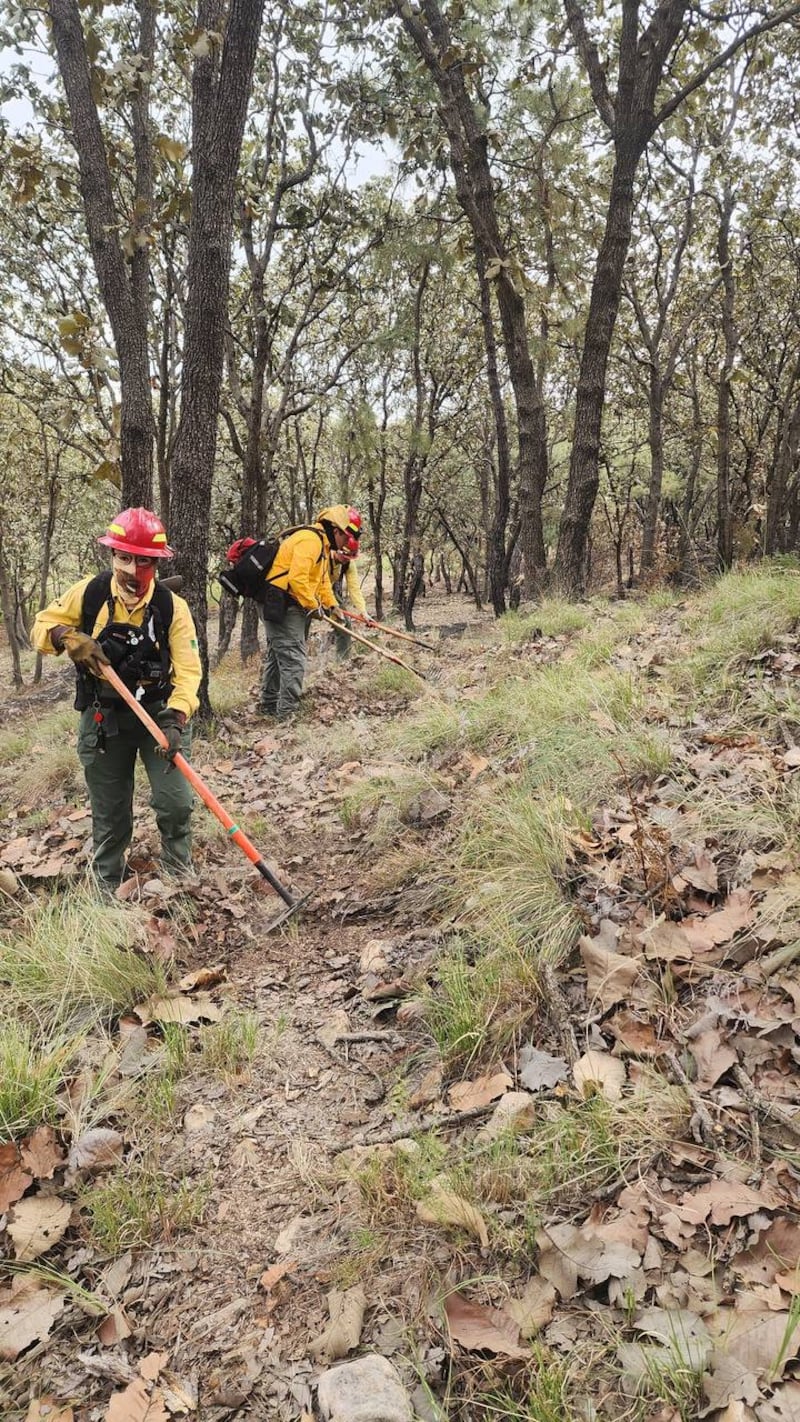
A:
81 572 174 636
81 571 114 636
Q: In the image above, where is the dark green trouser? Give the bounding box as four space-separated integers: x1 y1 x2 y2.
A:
259 605 309 719
77 704 194 890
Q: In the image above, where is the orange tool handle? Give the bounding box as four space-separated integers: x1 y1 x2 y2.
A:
99 664 295 906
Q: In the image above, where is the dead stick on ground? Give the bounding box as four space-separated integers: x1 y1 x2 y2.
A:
732 1065 800 1140
666 1051 719 1149
542 965 580 1065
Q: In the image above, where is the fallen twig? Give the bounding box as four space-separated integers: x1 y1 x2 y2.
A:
666 1051 719 1149
732 1065 800 1140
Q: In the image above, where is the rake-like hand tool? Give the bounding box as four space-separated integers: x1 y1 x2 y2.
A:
338 608 436 652
320 611 429 683
99 663 307 928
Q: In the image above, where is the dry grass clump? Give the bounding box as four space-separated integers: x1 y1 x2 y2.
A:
0 886 166 1033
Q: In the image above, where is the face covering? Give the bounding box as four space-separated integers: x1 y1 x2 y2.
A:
113 557 155 600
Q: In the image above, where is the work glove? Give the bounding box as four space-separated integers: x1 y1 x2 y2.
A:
326 606 345 625
155 708 186 762
54 627 110 677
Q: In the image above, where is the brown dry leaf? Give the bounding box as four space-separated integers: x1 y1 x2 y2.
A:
580 934 643 1011
139 1352 170 1382
518 1044 568 1091
538 1221 641 1289
177 965 226 993
8 1196 72 1262
723 1307 800 1381
638 918 693 962
682 890 755 952
409 1064 443 1109
732 1220 800 1287
106 1377 169 1422
416 1182 489 1247
676 1179 781 1228
691 1029 738 1090
573 1050 626 1101
774 1265 800 1293
67 1128 124 1175
756 1381 800 1420
308 1286 366 1362
0 1151 33 1212
98 1307 133 1347
134 992 221 1026
475 1092 536 1143
679 848 719 894
447 1069 512 1111
0 867 21 895
443 1292 529 1359
259 1258 297 1292
20 1126 64 1181
25 1399 74 1422
607 1010 664 1057
506 1277 556 1338
0 1276 66 1361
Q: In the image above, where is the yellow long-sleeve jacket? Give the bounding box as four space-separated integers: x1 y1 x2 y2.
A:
268 524 337 611
331 557 367 617
32 575 202 718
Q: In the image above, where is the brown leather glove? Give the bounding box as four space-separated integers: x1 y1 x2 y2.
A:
155 708 187 761
53 627 110 677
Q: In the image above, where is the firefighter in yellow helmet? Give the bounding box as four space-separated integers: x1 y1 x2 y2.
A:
32 508 201 892
256 506 361 720
316 505 374 661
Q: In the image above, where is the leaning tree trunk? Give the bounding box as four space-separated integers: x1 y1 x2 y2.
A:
169 0 265 715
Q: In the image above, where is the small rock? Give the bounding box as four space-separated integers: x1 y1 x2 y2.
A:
401 788 451 827
317 1355 414 1422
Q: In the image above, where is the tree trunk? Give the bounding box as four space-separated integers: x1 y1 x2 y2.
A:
640 362 665 574
169 0 265 715
715 187 736 570
33 463 59 685
556 143 640 592
49 0 155 505
405 552 425 632
0 518 23 688
477 255 511 614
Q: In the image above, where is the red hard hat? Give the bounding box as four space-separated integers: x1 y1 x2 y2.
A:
98 508 174 558
346 507 362 536
226 536 257 563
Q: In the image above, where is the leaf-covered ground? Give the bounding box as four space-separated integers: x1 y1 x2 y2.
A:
2 578 800 1422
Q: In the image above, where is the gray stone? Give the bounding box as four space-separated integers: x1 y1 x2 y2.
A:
317 1355 414 1422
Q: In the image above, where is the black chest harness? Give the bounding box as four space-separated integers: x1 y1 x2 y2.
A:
74 572 174 712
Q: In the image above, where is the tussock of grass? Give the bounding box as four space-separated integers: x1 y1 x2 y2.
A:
362 661 421 697
82 1153 208 1252
340 766 437 845
208 653 253 717
500 599 593 644
0 888 166 1032
680 567 800 690
198 1010 259 1076
0 1022 82 1141
3 709 84 808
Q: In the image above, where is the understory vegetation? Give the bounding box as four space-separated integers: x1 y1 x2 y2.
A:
3 567 800 1417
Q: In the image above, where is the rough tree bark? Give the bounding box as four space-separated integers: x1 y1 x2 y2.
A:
49 0 155 506
168 0 266 715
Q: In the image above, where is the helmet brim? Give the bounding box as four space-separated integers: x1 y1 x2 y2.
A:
98 534 174 558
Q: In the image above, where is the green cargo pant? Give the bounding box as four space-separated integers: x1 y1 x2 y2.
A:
258 605 309 719
77 703 194 891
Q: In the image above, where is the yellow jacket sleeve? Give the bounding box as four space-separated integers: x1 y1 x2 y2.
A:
166 594 202 719
344 560 367 616
270 528 337 610
31 577 94 655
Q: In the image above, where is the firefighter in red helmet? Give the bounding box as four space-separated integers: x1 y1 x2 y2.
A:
32 508 202 893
